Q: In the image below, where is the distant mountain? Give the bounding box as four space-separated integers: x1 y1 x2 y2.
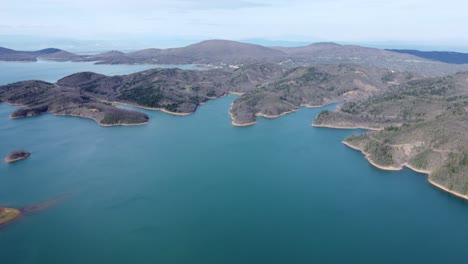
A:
242 39 313 47
387 49 468 64
273 42 468 76
0 47 66 61
87 40 468 75
33 48 62 55
126 48 162 58
39 50 82 61
158 39 287 63
2 40 468 76
87 40 287 64
0 47 16 53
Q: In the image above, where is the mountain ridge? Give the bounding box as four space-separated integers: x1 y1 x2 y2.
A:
2 39 468 76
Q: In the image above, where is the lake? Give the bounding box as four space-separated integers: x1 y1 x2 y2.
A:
1 61 468 264
0 60 198 85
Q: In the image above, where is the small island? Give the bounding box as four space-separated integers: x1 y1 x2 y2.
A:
4 150 31 163
0 207 21 225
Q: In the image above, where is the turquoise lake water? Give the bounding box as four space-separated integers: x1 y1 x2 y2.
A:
1 61 468 263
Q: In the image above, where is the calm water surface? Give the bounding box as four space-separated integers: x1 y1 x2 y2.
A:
1 61 468 264
0 60 197 85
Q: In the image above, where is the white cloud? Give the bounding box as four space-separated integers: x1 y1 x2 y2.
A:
0 0 467 47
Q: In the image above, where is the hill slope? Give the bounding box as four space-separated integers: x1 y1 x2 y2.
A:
230 64 418 125
0 63 290 125
314 71 468 197
274 43 468 76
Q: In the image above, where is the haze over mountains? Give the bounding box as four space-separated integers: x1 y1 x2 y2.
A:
2 39 468 76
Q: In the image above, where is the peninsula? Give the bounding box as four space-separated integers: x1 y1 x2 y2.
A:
314 72 468 199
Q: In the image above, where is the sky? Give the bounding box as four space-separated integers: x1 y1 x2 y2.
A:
1 0 467 51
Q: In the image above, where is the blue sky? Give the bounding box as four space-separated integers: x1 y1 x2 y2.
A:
1 0 467 51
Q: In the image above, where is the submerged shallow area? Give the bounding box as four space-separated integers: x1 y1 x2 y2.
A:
1 61 468 263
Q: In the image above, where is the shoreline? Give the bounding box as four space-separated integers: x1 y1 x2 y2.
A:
255 109 299 119
404 163 431 174
342 140 468 201
3 101 25 107
54 113 149 127
10 112 149 127
300 103 326 108
100 121 149 127
232 120 257 127
111 101 194 116
4 155 30 163
229 102 320 127
428 180 468 201
313 123 382 131
228 104 299 126
342 141 402 171
36 59 209 69
229 108 257 127
3 100 150 127
228 91 245 96
227 98 336 127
